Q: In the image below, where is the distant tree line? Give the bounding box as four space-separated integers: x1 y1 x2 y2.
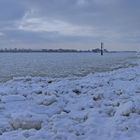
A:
0 48 109 53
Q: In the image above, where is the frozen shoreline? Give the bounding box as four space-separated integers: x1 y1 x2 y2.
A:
0 64 140 139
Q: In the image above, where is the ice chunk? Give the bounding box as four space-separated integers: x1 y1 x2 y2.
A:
38 96 57 106
1 95 26 103
10 117 42 130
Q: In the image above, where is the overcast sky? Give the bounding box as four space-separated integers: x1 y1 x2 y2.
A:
0 0 140 51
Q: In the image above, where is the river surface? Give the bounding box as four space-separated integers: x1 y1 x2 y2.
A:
0 52 138 82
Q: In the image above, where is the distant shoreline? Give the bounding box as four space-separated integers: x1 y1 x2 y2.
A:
0 48 107 53
0 52 136 53
0 49 137 53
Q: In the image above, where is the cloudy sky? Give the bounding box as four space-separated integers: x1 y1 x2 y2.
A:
0 0 140 51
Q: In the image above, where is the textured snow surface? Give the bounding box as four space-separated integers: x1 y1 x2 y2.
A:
0 66 140 139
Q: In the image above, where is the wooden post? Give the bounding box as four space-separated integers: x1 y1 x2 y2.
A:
101 42 103 55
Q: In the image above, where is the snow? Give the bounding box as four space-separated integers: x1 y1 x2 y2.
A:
0 61 140 139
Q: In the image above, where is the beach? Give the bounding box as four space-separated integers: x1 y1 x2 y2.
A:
0 57 140 140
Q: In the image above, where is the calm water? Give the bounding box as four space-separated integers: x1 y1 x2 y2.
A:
0 52 138 82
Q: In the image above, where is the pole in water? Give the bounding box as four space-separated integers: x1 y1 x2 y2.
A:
101 42 103 55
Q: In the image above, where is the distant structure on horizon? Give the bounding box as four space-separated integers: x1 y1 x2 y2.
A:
101 42 104 55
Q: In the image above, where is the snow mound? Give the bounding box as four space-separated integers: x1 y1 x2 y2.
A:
115 101 135 117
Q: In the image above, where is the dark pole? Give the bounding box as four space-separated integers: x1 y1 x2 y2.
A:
101 42 103 55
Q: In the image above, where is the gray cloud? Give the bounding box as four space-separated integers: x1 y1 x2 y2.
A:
0 0 140 50
0 0 26 21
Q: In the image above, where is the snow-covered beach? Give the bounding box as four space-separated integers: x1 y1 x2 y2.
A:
0 56 140 140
